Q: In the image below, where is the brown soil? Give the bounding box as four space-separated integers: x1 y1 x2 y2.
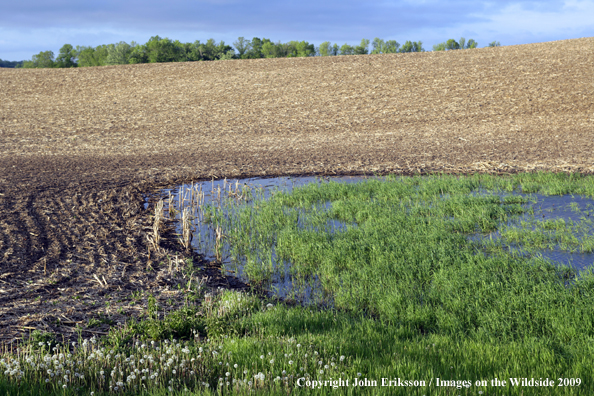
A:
1 37 593 345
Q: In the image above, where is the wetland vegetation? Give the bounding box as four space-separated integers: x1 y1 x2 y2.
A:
2 172 594 395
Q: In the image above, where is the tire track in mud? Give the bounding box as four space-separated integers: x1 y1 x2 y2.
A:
0 185 152 337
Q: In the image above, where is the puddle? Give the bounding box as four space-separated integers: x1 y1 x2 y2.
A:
162 175 594 303
468 191 594 272
161 175 374 303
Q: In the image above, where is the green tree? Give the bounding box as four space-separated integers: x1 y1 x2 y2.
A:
142 36 184 63
433 42 446 51
172 40 189 61
243 37 266 59
261 41 276 58
399 40 424 53
445 39 460 50
197 38 233 60
354 38 370 55
329 43 338 56
233 37 251 58
371 38 400 54
331 43 339 56
466 39 478 49
384 40 400 53
55 44 77 67
217 40 235 59
371 38 385 54
318 41 332 56
219 49 235 60
434 37 477 51
280 42 295 57
106 41 135 65
488 41 501 47
286 41 314 57
128 43 149 64
179 40 207 61
340 43 355 55
22 50 55 68
76 46 96 66
0 59 24 68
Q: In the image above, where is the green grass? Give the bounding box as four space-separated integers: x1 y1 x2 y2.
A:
498 211 594 254
2 172 594 395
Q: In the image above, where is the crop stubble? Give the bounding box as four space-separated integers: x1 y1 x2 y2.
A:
0 37 593 343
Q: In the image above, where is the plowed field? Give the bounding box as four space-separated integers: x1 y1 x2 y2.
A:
1 37 593 344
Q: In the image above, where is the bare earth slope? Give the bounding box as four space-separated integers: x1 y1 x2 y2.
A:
1 37 593 342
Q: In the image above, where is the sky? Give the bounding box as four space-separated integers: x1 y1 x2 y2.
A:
1 0 594 61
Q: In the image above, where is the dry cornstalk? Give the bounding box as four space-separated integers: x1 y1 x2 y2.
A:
214 225 226 262
168 191 175 217
154 199 164 243
180 207 193 250
148 199 165 254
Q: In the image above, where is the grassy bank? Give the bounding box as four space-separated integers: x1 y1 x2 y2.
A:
2 172 594 395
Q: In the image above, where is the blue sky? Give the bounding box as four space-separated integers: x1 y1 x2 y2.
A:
1 0 593 61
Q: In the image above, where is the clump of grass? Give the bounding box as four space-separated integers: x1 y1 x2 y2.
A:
498 208 594 253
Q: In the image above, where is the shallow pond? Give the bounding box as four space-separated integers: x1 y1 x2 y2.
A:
161 175 594 302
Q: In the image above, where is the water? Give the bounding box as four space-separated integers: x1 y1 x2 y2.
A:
162 175 594 302
161 175 371 302
468 190 594 272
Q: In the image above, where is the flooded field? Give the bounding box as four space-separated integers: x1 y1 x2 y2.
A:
161 175 373 303
162 174 594 303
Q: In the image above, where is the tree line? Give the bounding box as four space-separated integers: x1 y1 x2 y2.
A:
433 38 500 51
5 36 500 68
0 59 25 68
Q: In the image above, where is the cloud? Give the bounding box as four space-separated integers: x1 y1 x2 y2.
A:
474 0 594 33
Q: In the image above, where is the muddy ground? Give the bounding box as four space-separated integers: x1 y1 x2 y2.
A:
1 37 593 345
